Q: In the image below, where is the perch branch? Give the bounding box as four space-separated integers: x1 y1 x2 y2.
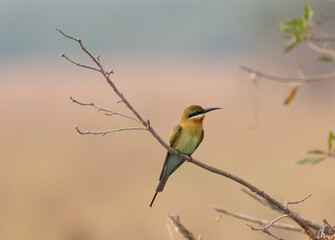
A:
57 29 318 240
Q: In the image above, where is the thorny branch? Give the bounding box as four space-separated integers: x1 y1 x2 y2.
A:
57 29 320 240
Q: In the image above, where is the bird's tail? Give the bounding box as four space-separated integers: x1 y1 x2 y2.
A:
150 174 169 207
150 193 158 207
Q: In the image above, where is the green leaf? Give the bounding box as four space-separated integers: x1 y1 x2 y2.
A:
319 56 333 62
307 149 326 155
279 5 314 52
296 157 326 165
329 132 334 151
303 5 314 23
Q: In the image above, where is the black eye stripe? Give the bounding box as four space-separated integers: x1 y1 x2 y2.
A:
188 111 201 118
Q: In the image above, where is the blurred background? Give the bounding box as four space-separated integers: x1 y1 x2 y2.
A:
1 0 335 239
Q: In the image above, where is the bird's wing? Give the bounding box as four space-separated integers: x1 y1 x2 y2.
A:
192 129 204 154
169 124 181 145
158 125 182 180
168 129 204 177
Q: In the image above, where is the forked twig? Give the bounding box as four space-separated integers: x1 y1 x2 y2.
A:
214 206 302 233
242 189 334 235
61 53 100 72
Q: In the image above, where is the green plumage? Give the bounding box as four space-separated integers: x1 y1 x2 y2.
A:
156 124 204 192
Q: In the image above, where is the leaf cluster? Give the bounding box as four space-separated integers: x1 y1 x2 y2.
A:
297 132 335 165
279 5 314 52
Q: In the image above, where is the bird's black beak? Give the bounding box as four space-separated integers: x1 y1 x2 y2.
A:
202 107 222 114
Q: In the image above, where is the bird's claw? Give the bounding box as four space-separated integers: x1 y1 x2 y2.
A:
186 155 193 162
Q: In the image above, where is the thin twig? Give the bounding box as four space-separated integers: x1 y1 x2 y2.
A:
314 14 335 27
61 53 100 72
307 42 335 60
214 206 303 233
240 65 335 83
247 224 285 240
323 219 335 233
75 126 146 136
70 96 141 122
242 189 335 235
309 37 335 42
166 216 177 240
167 215 197 240
251 215 289 231
284 194 312 208
58 29 318 240
56 29 101 68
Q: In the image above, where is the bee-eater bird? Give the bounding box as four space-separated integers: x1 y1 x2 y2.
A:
150 105 221 207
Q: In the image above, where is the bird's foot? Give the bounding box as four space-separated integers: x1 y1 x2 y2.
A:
186 155 193 162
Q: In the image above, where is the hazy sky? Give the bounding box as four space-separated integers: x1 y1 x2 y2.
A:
1 0 327 63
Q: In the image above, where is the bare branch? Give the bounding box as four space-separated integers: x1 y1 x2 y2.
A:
240 65 335 84
75 126 146 136
248 224 285 240
251 215 289 231
167 215 197 240
242 189 335 236
314 14 335 27
242 188 281 211
284 194 312 208
307 42 335 60
56 28 101 67
323 219 335 234
214 206 303 233
60 53 100 72
309 36 335 42
166 217 177 240
70 96 140 122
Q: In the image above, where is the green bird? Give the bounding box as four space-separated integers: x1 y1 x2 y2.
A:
150 105 221 207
